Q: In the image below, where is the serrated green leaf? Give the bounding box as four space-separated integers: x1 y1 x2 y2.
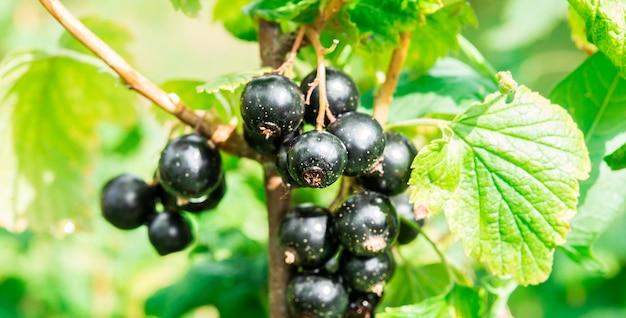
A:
410 86 591 285
551 52 626 272
213 0 258 41
0 50 136 232
58 16 134 62
169 0 202 17
385 58 497 124
604 141 626 170
379 293 450 318
244 0 321 22
568 0 626 73
405 0 477 74
197 68 272 93
568 6 598 54
409 139 462 216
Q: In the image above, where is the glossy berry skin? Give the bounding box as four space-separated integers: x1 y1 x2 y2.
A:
326 112 385 176
392 193 425 245
147 211 193 256
100 174 156 230
278 203 338 268
240 74 304 138
334 191 399 256
286 273 348 318
276 142 298 188
339 250 395 296
287 130 347 188
358 131 418 195
157 134 223 198
180 175 227 213
344 292 381 318
300 67 359 125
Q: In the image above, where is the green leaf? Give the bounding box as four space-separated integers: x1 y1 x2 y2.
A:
196 67 272 94
159 79 231 122
385 58 497 124
58 16 134 62
244 0 321 22
346 0 422 51
410 86 591 285
568 0 626 73
0 50 136 232
551 52 626 272
145 232 268 318
405 0 477 74
379 293 449 318
449 285 485 318
213 0 258 41
169 0 202 17
380 263 452 308
604 141 626 170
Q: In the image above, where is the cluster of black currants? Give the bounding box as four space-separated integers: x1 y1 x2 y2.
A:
278 191 425 317
241 68 425 317
100 133 225 255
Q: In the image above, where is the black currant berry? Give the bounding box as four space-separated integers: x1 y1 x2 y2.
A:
300 67 359 125
286 273 348 318
287 130 347 188
157 134 223 198
147 211 193 256
278 203 338 268
339 250 395 296
326 112 385 176
392 193 425 245
240 74 304 139
344 292 381 318
243 123 301 156
100 174 156 230
180 175 227 213
358 131 418 195
276 142 298 188
334 191 399 256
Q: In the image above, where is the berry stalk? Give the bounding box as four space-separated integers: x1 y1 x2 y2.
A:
373 31 413 127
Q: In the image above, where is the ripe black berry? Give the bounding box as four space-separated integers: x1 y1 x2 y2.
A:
300 67 359 125
334 191 399 256
100 174 156 230
287 130 347 188
344 292 381 318
326 112 385 176
278 203 338 268
147 211 193 256
286 273 348 318
392 194 425 245
240 74 304 139
339 250 395 296
180 175 226 213
243 123 301 156
157 134 223 198
358 131 418 195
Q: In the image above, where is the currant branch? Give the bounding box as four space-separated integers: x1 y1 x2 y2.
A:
38 0 260 160
373 31 413 127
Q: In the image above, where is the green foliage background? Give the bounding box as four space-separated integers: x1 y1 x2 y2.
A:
1 0 626 317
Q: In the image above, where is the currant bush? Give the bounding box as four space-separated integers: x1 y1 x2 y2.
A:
300 67 359 125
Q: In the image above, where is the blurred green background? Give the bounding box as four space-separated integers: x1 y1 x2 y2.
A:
2 0 624 317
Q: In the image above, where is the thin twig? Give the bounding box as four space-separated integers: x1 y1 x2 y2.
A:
275 27 306 77
38 0 260 159
373 31 413 127
312 0 346 32
306 28 334 130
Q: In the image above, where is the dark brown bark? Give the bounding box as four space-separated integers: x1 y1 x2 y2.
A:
257 19 293 318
